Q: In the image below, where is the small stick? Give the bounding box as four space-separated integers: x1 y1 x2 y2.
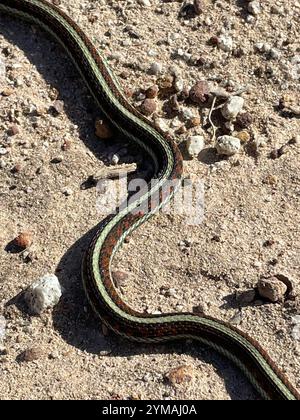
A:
208 96 218 143
81 163 137 190
95 163 137 180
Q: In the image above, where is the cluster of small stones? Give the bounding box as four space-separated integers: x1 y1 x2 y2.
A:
132 70 251 158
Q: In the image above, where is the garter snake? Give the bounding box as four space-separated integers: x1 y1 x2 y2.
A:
1 0 299 401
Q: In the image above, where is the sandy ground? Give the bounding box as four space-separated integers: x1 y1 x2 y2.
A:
0 0 300 400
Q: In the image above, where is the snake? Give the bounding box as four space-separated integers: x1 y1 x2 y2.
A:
1 0 299 401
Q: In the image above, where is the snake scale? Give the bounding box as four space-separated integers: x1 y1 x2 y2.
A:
1 0 299 400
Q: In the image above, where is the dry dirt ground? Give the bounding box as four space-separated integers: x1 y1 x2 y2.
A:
0 0 300 400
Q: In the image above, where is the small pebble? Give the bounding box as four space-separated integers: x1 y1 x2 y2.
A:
13 232 33 250
174 76 184 93
62 187 73 196
62 139 72 151
145 85 159 99
138 0 151 6
95 119 113 139
236 130 251 143
291 316 300 341
149 62 163 75
292 324 300 341
189 81 209 104
24 274 62 314
157 74 174 90
235 112 253 128
0 57 6 81
140 98 157 116
186 135 205 158
221 96 244 120
2 87 14 97
193 303 209 315
166 365 195 386
0 316 6 350
257 277 287 303
268 48 280 60
168 94 180 112
215 135 241 156
230 311 243 325
154 118 169 133
187 116 201 128
112 271 129 288
0 147 8 156
19 346 44 362
218 35 233 53
248 1 261 16
52 100 64 114
193 0 204 15
8 125 19 136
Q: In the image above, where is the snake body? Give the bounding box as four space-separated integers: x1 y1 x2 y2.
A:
1 0 299 400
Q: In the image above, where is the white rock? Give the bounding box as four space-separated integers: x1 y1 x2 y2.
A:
174 76 184 92
181 107 197 122
221 96 244 120
216 135 241 156
187 135 205 157
248 1 261 15
147 49 157 57
0 159 6 169
218 35 233 52
246 15 256 24
0 316 6 346
24 274 62 314
110 154 120 165
292 324 300 341
262 43 271 53
62 187 73 196
149 62 163 75
292 315 300 324
154 118 169 133
255 42 264 52
290 55 300 80
0 147 8 156
138 0 151 6
0 57 6 81
269 48 280 60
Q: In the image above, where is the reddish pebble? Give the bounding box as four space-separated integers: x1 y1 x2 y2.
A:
187 116 201 128
189 81 209 104
235 112 253 129
167 365 195 386
20 347 44 362
8 125 19 136
95 119 113 139
13 232 33 249
112 271 129 288
140 98 157 116
145 85 159 99
208 36 219 46
194 0 204 15
11 164 22 174
61 139 72 151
